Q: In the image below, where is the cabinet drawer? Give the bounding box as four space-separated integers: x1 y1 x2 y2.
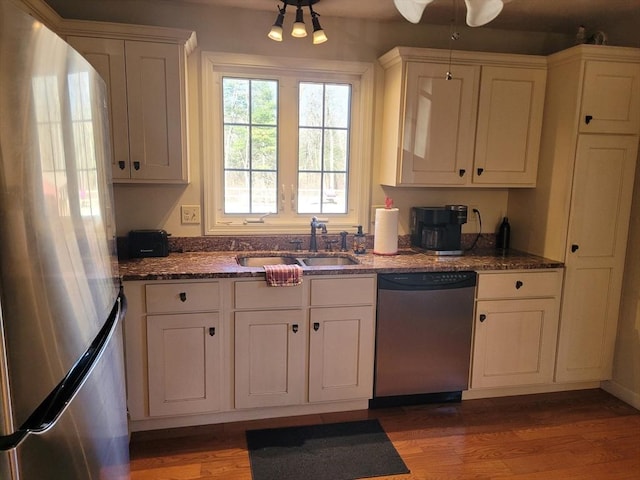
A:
477 270 562 299
145 282 220 313
310 276 376 306
235 281 304 309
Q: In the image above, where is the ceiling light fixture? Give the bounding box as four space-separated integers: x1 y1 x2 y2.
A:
268 0 327 44
394 0 505 27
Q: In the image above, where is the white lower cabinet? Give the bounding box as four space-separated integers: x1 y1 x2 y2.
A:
234 309 306 409
233 275 376 409
123 280 224 422
471 270 562 389
308 306 375 403
147 312 221 416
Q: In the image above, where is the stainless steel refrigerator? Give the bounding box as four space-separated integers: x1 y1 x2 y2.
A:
0 0 130 478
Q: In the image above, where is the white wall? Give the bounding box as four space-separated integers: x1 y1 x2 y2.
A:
609 154 640 407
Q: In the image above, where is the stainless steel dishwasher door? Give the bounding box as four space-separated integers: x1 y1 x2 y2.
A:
374 272 476 399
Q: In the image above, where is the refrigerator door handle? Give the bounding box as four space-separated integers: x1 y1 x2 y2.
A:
0 290 127 451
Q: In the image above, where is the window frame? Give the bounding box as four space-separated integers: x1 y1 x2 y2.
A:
202 51 374 235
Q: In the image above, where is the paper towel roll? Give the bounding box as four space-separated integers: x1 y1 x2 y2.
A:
374 208 399 255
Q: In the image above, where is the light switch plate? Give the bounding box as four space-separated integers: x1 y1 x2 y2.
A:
181 205 201 224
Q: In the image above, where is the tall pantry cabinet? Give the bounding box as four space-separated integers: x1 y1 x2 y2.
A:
508 45 640 383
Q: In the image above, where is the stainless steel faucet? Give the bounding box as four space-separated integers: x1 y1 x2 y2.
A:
309 216 327 252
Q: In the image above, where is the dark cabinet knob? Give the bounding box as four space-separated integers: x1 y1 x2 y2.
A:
515 280 523 289
571 244 579 253
313 322 320 331
292 324 299 333
479 314 487 322
179 292 187 302
585 115 593 125
133 161 140 170
118 161 126 170
209 327 216 336
477 167 484 176
459 169 466 177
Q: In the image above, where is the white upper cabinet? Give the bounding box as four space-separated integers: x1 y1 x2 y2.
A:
579 60 640 134
385 61 479 186
473 66 547 185
66 23 195 183
378 47 546 187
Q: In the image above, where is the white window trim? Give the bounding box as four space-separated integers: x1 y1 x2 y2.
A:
201 51 374 235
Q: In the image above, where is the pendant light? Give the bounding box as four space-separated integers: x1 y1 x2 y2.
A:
310 3 327 44
268 0 327 44
291 2 307 37
268 4 287 42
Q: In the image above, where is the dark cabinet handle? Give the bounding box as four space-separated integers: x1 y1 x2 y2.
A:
477 167 484 176
459 169 466 177
479 314 487 322
133 161 140 170
209 327 216 336
313 322 320 331
179 292 187 302
585 115 593 125
118 161 126 170
571 244 579 253
515 280 523 289
292 324 299 333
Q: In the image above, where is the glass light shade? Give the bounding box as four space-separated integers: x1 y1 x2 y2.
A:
268 25 283 41
313 29 327 44
311 13 327 44
393 0 435 24
292 21 307 37
291 6 307 38
464 0 504 27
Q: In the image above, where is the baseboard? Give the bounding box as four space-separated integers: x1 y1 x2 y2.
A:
601 380 640 410
461 381 600 400
129 399 370 432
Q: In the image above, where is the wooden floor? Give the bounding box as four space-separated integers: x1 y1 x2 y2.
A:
129 389 640 480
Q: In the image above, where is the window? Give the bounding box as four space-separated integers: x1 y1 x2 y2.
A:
222 78 278 214
202 52 374 234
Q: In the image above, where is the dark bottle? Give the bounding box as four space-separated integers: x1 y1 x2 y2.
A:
496 217 511 251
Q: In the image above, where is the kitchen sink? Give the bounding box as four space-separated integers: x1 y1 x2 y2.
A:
236 253 360 267
299 255 359 266
236 255 300 267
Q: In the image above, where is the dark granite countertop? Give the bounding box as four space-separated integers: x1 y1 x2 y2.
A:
119 248 563 281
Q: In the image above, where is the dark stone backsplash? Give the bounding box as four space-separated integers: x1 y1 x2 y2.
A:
117 233 496 259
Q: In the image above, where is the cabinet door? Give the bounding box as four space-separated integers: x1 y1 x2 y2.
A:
66 36 131 180
147 312 221 416
556 134 638 382
124 41 187 182
473 66 546 186
472 298 559 388
579 61 640 134
234 310 305 408
308 306 375 402
399 62 479 185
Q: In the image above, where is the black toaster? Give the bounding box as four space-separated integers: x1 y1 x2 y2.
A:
128 230 170 258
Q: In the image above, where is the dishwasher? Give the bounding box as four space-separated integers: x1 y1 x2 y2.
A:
370 271 477 408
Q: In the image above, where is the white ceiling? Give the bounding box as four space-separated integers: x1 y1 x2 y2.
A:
177 0 639 35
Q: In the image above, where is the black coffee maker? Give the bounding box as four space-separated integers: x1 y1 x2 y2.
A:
410 205 468 255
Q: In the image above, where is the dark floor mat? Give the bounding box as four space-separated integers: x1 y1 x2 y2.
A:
246 418 410 480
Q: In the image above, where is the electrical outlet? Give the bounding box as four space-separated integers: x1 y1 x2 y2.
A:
468 205 480 230
181 205 201 224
